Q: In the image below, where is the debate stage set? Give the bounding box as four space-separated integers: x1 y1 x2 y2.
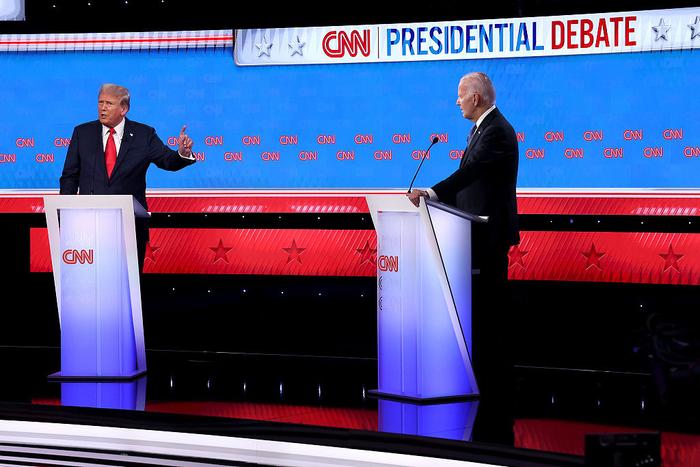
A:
2 1 700 465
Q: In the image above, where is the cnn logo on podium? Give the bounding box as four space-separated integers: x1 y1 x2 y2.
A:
378 255 399 272
62 249 94 265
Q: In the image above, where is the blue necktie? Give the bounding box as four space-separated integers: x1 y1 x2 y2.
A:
467 125 477 146
461 125 478 167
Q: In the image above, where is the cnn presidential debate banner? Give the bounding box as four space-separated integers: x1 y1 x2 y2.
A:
0 6 699 191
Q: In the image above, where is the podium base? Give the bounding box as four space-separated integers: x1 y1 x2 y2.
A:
367 389 479 404
48 369 147 382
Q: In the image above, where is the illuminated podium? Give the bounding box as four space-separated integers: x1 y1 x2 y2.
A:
61 378 147 411
366 196 486 402
379 398 479 441
44 195 148 380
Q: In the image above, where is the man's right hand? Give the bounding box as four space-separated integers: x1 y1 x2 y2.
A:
177 125 194 157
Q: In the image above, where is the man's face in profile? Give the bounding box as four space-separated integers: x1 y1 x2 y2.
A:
98 93 128 128
456 79 478 121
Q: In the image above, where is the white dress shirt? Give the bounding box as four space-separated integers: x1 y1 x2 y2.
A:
101 118 125 154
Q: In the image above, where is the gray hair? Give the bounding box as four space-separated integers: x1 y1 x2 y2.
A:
98 83 130 109
461 72 495 107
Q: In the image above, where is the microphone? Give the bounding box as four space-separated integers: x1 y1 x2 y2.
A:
407 136 440 194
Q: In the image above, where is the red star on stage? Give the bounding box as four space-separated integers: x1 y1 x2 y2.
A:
356 240 377 266
282 239 306 264
659 244 683 273
582 243 605 271
508 245 529 269
209 239 232 264
144 242 160 263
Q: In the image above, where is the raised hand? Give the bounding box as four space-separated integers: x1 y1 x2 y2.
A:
178 125 193 157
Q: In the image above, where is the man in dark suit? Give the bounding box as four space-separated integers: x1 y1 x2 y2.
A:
408 72 520 399
60 83 196 270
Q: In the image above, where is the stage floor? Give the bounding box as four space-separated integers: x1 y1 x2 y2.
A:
1 347 699 466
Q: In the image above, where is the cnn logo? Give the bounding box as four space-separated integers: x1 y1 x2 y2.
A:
62 249 94 265
322 29 371 58
378 255 399 272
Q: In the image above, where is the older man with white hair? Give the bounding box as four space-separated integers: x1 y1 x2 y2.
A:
408 72 520 402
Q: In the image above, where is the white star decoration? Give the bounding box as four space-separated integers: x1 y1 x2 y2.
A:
288 35 306 56
689 16 700 40
255 34 273 57
652 18 671 41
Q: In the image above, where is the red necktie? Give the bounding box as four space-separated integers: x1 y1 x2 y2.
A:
105 128 117 179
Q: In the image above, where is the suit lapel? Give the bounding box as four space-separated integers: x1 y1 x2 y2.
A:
94 121 108 179
459 142 469 168
111 118 134 178
459 108 500 168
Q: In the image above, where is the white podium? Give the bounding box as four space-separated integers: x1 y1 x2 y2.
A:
44 195 148 380
366 196 486 402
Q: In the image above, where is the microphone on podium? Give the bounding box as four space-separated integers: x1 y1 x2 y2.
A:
407 136 440 194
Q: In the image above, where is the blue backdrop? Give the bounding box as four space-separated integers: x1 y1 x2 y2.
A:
0 46 695 189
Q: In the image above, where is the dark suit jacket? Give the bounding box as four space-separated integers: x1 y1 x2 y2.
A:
432 107 520 247
59 118 195 212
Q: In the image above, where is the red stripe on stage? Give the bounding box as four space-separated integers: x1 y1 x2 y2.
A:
6 194 700 215
30 228 51 273
0 198 46 213
4 196 372 214
146 196 371 213
146 401 378 431
508 231 700 285
31 228 377 277
34 227 700 285
25 194 700 284
32 398 377 431
144 228 376 275
518 196 700 216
